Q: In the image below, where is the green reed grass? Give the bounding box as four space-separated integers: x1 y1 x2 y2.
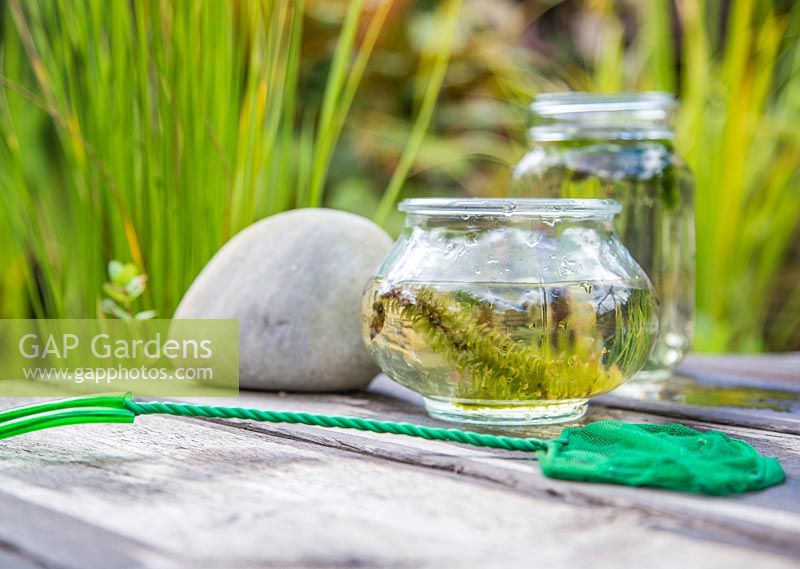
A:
545 0 800 351
1 0 797 353
660 0 800 351
0 0 461 319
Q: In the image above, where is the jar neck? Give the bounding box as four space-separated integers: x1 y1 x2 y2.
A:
399 198 622 229
529 124 674 143
528 92 675 143
404 214 617 234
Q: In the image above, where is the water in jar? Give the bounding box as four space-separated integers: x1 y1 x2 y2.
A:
362 277 659 405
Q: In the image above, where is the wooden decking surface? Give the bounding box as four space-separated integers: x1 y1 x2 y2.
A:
0 354 798 568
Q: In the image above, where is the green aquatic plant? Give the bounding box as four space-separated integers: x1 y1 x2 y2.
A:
373 284 657 402
605 286 661 375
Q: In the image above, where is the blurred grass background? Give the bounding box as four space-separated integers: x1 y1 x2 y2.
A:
0 0 798 353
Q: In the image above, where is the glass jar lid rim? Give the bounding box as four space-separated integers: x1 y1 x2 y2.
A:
531 91 675 115
399 198 621 218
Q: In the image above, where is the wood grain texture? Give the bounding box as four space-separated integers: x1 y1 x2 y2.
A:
598 378 800 434
679 353 800 386
0 355 798 568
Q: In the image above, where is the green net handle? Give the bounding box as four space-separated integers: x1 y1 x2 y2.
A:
0 394 130 423
0 394 549 454
0 394 135 441
0 408 135 441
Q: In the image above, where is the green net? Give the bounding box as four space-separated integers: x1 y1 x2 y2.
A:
0 395 786 496
539 421 785 496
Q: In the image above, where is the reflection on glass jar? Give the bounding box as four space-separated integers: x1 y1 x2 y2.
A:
361 198 659 425
510 93 694 382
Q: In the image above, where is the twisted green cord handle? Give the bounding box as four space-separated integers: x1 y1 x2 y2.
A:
0 394 549 453
124 400 550 453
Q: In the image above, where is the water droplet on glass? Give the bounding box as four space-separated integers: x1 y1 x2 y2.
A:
526 232 543 247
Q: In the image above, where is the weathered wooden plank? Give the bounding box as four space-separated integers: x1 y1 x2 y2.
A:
679 353 800 386
0 489 168 569
599 373 800 435
0 550 42 569
187 386 800 524
0 406 796 569
0 355 798 567
22 379 792 557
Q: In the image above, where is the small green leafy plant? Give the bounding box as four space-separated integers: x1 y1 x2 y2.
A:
101 261 156 321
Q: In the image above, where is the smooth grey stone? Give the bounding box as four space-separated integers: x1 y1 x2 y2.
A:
175 208 393 391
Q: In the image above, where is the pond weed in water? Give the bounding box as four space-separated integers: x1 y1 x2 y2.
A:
363 279 658 405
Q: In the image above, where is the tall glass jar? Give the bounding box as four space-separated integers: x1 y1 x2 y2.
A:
510 93 694 381
361 198 659 425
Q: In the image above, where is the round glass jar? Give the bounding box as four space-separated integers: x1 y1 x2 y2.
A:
361 198 659 425
510 93 694 382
